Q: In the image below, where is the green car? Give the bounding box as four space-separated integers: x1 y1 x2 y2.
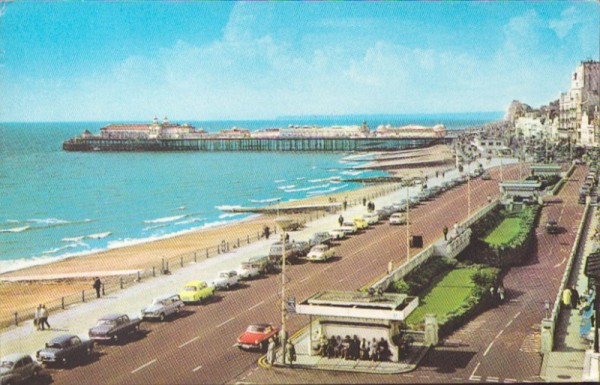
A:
179 281 215 304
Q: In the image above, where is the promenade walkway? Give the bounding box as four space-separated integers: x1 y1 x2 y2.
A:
542 205 599 382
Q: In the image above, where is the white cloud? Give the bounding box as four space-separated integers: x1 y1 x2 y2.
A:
549 6 581 39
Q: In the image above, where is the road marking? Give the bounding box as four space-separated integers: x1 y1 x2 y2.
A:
470 362 481 378
299 277 310 283
483 340 495 356
248 301 264 311
338 278 344 282
505 319 513 328
494 329 504 340
504 379 517 383
513 311 521 320
554 257 567 268
216 317 235 328
179 336 199 348
131 358 157 374
192 365 202 372
486 376 499 382
469 375 482 381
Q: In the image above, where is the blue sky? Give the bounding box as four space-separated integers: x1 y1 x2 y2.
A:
0 1 598 122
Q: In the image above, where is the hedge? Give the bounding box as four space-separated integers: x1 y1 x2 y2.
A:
388 255 457 296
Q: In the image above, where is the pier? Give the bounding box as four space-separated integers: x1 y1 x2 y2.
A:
63 136 447 152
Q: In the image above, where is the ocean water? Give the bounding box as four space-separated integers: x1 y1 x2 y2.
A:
0 113 501 273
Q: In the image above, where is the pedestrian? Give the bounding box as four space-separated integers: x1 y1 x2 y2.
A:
571 285 580 310
387 260 393 275
498 284 505 302
362 197 366 206
263 225 271 239
39 305 50 330
93 277 102 298
442 225 448 241
285 341 296 367
435 171 439 178
453 222 459 235
562 287 572 309
489 286 496 303
267 338 276 365
370 338 378 361
338 215 344 227
343 200 347 211
285 233 290 242
371 202 375 212
34 304 41 330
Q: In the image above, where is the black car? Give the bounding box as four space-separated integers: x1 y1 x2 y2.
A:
88 313 142 343
37 334 94 367
545 220 560 234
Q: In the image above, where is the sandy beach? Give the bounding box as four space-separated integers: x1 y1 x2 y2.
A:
0 144 451 326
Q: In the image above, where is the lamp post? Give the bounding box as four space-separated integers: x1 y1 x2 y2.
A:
406 183 410 263
275 216 294 365
466 162 471 217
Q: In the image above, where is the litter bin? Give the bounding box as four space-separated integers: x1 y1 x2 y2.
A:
410 235 423 248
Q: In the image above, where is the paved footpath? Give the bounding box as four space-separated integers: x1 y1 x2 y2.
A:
542 204 599 382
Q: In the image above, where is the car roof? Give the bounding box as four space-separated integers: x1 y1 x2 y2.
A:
1 352 30 362
49 334 78 344
99 313 126 321
185 280 206 286
249 323 272 328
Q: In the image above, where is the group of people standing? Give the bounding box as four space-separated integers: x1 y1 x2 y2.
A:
33 304 50 330
315 334 391 362
562 285 581 309
266 338 296 367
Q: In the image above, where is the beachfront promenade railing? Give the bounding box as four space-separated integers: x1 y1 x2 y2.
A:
1 183 404 330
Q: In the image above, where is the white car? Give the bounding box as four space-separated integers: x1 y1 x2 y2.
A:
140 294 185 321
237 261 261 280
329 228 346 239
212 270 239 290
340 221 358 234
362 213 379 224
389 213 406 225
306 244 335 262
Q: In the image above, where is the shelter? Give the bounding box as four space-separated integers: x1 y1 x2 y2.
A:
295 290 419 362
529 164 563 177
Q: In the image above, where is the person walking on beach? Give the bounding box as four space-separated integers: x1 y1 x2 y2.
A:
442 225 448 241
39 305 50 330
343 200 347 211
93 277 102 298
34 304 41 330
362 197 366 206
263 225 271 240
266 338 276 366
338 215 344 227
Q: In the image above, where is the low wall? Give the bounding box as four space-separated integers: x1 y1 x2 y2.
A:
544 200 591 352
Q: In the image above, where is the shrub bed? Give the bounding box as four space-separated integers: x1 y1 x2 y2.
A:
464 205 541 267
388 255 457 296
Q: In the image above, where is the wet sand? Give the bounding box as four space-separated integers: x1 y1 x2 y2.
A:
0 144 451 326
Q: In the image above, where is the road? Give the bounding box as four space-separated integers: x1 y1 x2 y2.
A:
47 163 543 385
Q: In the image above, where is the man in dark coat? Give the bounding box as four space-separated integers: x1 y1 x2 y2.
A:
571 285 580 309
338 215 344 227
93 277 102 298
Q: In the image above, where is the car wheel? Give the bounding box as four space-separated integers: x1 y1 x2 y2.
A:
159 313 165 322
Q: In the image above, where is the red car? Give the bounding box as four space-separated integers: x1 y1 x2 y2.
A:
236 324 279 351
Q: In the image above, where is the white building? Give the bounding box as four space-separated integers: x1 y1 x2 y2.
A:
375 124 446 138
558 60 600 144
100 117 201 140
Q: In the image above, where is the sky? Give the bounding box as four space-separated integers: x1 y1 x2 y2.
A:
0 1 598 122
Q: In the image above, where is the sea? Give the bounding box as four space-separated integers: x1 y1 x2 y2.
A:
0 113 502 274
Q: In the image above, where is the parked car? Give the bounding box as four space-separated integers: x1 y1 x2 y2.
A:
291 240 311 256
310 232 333 246
249 255 274 273
1 353 43 384
306 244 335 262
329 228 346 240
237 261 262 280
37 334 94 366
179 281 215 304
140 294 184 321
353 217 369 230
235 324 279 351
268 242 300 264
88 314 142 343
340 221 358 234
545 220 560 234
362 213 380 224
389 213 406 225
212 270 239 290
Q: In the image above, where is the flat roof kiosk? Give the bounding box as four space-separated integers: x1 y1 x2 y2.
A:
499 180 542 199
295 290 419 362
529 163 562 177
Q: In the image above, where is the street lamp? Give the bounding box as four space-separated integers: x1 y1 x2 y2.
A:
466 162 471 217
406 183 410 263
275 216 294 365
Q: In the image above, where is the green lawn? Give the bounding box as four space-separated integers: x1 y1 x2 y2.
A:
483 216 523 246
406 268 475 326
